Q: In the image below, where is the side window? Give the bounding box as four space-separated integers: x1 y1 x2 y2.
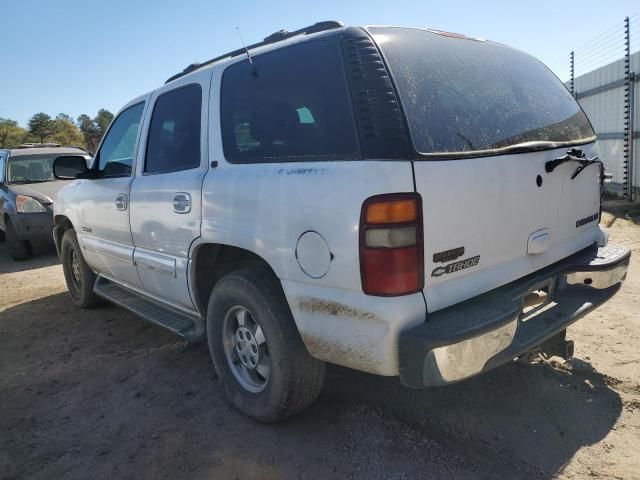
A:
221 38 359 163
0 154 5 183
145 84 202 174
96 102 145 176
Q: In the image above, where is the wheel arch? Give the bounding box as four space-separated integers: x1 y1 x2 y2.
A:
53 215 75 257
190 242 281 316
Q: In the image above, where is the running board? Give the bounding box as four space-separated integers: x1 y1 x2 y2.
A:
94 277 202 340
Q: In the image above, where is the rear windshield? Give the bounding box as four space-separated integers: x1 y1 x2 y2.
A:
369 27 595 156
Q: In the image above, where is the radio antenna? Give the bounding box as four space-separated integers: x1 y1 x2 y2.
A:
236 26 258 77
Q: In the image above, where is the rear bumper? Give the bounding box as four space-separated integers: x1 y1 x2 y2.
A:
398 243 630 388
7 212 54 243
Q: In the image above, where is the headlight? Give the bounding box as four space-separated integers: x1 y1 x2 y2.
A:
16 195 47 213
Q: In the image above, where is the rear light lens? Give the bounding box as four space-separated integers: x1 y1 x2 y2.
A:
360 193 423 296
365 226 417 248
366 199 417 224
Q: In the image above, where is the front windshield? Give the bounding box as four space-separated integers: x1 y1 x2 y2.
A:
7 154 86 184
369 27 596 156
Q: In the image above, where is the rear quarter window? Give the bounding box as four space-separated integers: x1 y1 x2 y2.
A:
220 37 359 163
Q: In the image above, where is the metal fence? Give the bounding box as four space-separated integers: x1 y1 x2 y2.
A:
549 14 640 201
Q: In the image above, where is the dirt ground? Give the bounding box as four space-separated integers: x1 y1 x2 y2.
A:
1 212 639 480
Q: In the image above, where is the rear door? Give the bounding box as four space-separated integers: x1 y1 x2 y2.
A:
129 70 210 310
369 27 601 312
413 146 600 312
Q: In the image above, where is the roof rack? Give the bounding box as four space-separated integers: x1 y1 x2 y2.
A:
19 143 62 148
165 20 344 84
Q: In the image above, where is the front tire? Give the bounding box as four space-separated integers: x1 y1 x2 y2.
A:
6 219 32 261
207 267 325 422
60 229 102 308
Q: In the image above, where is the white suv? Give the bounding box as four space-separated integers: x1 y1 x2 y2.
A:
52 22 630 421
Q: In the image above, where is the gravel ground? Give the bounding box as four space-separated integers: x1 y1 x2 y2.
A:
1 213 638 480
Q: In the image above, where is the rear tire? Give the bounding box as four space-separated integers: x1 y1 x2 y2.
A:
60 229 102 308
6 220 32 261
207 267 325 422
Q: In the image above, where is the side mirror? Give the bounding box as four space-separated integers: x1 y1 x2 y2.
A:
53 155 90 179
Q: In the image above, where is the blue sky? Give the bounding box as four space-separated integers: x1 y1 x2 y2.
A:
1 0 638 127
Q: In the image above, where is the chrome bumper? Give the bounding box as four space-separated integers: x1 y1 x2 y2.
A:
399 244 630 388
565 263 628 289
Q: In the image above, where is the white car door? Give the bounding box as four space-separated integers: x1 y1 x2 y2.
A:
73 98 149 288
129 70 210 310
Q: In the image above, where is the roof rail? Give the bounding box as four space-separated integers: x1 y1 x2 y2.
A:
165 20 344 84
19 143 62 148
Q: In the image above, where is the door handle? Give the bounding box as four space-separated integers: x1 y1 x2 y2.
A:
172 192 191 214
115 194 128 211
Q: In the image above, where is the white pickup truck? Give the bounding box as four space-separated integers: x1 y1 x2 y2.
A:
52 22 630 422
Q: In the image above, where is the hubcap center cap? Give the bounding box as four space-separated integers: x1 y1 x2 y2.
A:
235 326 259 369
71 251 81 285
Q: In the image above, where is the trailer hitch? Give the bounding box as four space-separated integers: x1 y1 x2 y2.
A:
517 329 574 364
538 329 574 360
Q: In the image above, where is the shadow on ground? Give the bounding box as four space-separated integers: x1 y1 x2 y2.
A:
323 358 621 476
0 293 622 479
0 243 59 274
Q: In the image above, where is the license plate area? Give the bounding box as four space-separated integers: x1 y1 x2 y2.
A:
521 279 557 321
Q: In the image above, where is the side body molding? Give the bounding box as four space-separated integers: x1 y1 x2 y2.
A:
133 249 177 277
81 234 134 262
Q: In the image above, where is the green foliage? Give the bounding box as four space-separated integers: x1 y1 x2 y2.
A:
95 109 114 135
56 113 75 123
28 112 55 143
2 108 115 152
77 109 114 153
0 118 28 148
51 114 84 147
77 114 101 153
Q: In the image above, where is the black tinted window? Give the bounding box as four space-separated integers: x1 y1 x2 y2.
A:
145 85 202 173
370 27 595 156
0 154 5 182
221 37 359 163
98 102 144 176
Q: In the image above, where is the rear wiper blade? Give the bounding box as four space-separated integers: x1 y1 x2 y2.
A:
545 148 601 179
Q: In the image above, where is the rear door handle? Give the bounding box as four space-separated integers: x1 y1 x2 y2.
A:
172 192 191 214
115 194 128 211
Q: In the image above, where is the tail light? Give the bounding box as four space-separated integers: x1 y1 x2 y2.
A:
360 193 423 296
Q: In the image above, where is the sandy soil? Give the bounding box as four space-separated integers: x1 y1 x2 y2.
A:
1 214 638 480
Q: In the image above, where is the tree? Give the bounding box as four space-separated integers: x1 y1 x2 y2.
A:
28 113 55 143
0 118 28 148
77 113 101 153
77 109 114 153
95 109 114 136
56 113 75 123
51 114 84 147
